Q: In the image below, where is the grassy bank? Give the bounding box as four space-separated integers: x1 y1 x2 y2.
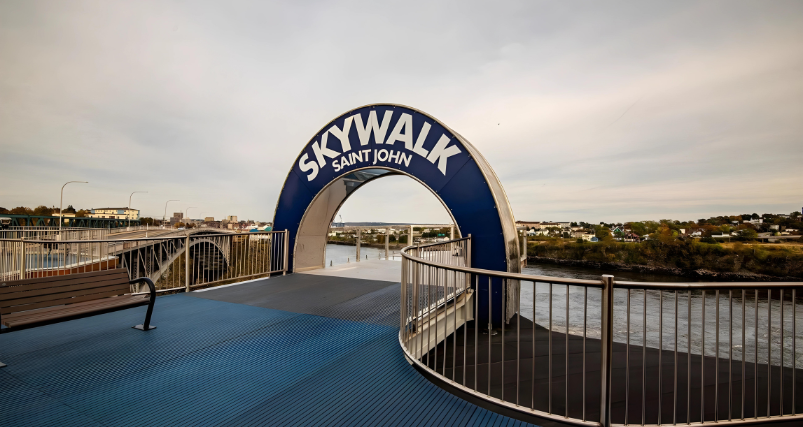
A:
528 238 803 279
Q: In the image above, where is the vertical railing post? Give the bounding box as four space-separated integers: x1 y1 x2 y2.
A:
412 254 419 358
19 241 26 280
521 232 527 267
184 234 190 292
600 274 614 427
283 230 289 275
385 228 389 260
356 228 361 262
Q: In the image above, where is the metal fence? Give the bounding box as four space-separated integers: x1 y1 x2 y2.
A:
0 227 109 241
0 231 288 293
400 238 803 427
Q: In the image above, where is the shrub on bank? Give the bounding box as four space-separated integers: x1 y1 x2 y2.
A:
528 238 803 278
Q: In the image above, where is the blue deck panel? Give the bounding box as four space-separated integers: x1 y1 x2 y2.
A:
0 293 539 426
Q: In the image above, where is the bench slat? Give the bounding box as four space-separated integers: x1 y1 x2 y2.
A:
0 269 129 295
1 282 130 311
1 277 132 303
2 294 148 320
3 296 146 323
1 287 133 315
0 268 126 287
1 295 149 328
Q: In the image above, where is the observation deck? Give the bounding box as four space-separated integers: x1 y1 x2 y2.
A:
1 260 536 427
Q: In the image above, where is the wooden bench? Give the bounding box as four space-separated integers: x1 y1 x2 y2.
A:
0 268 156 336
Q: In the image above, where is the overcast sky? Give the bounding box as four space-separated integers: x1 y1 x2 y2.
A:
1 1 801 224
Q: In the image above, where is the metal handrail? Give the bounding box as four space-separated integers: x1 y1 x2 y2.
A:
401 244 601 287
1 230 289 290
399 238 803 427
0 230 283 244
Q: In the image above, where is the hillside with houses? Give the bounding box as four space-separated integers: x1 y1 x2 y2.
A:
518 211 803 280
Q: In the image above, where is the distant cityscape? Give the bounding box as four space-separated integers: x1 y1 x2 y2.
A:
0 205 272 231
2 205 801 243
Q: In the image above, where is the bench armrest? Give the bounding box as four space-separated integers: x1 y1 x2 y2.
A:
129 278 156 331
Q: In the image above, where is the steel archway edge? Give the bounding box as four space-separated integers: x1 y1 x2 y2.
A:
272 104 520 325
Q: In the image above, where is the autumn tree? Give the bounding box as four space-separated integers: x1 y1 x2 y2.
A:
10 206 32 215
33 205 53 216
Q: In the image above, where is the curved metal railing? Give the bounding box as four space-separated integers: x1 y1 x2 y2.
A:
399 237 803 427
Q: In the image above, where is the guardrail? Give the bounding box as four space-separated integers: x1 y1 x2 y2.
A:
0 227 109 241
400 238 802 427
0 231 288 293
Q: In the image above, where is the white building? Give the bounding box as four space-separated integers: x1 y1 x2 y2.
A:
89 208 139 220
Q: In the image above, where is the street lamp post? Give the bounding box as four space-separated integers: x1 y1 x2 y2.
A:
59 181 88 238
163 200 179 229
185 207 197 228
128 191 147 229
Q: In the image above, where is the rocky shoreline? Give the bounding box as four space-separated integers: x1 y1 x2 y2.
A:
527 256 802 282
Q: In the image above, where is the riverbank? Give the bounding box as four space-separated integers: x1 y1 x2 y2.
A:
528 238 803 281
527 256 801 281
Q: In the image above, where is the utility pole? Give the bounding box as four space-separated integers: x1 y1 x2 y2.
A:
59 181 88 239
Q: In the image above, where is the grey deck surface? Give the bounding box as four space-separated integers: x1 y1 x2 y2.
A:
1 271 536 426
190 273 401 326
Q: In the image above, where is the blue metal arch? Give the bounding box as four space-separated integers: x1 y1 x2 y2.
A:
273 104 520 324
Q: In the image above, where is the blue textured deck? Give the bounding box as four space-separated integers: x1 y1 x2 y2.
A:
1 293 537 426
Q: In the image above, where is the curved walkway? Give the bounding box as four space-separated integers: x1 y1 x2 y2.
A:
0 272 538 426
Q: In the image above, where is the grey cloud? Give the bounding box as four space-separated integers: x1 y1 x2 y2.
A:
1 1 802 222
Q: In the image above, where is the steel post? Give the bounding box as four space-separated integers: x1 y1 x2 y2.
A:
521 232 527 267
356 228 361 262
184 234 190 292
385 228 389 259
283 230 289 274
600 274 614 427
19 241 26 280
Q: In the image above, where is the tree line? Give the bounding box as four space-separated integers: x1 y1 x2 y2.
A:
0 205 91 217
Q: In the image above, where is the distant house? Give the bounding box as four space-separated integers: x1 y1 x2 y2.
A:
90 207 139 220
573 230 595 241
516 221 542 229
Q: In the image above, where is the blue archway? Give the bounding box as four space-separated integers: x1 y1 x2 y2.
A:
272 104 520 324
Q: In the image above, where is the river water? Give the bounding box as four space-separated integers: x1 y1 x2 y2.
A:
519 263 803 369
325 243 400 266
325 244 802 368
